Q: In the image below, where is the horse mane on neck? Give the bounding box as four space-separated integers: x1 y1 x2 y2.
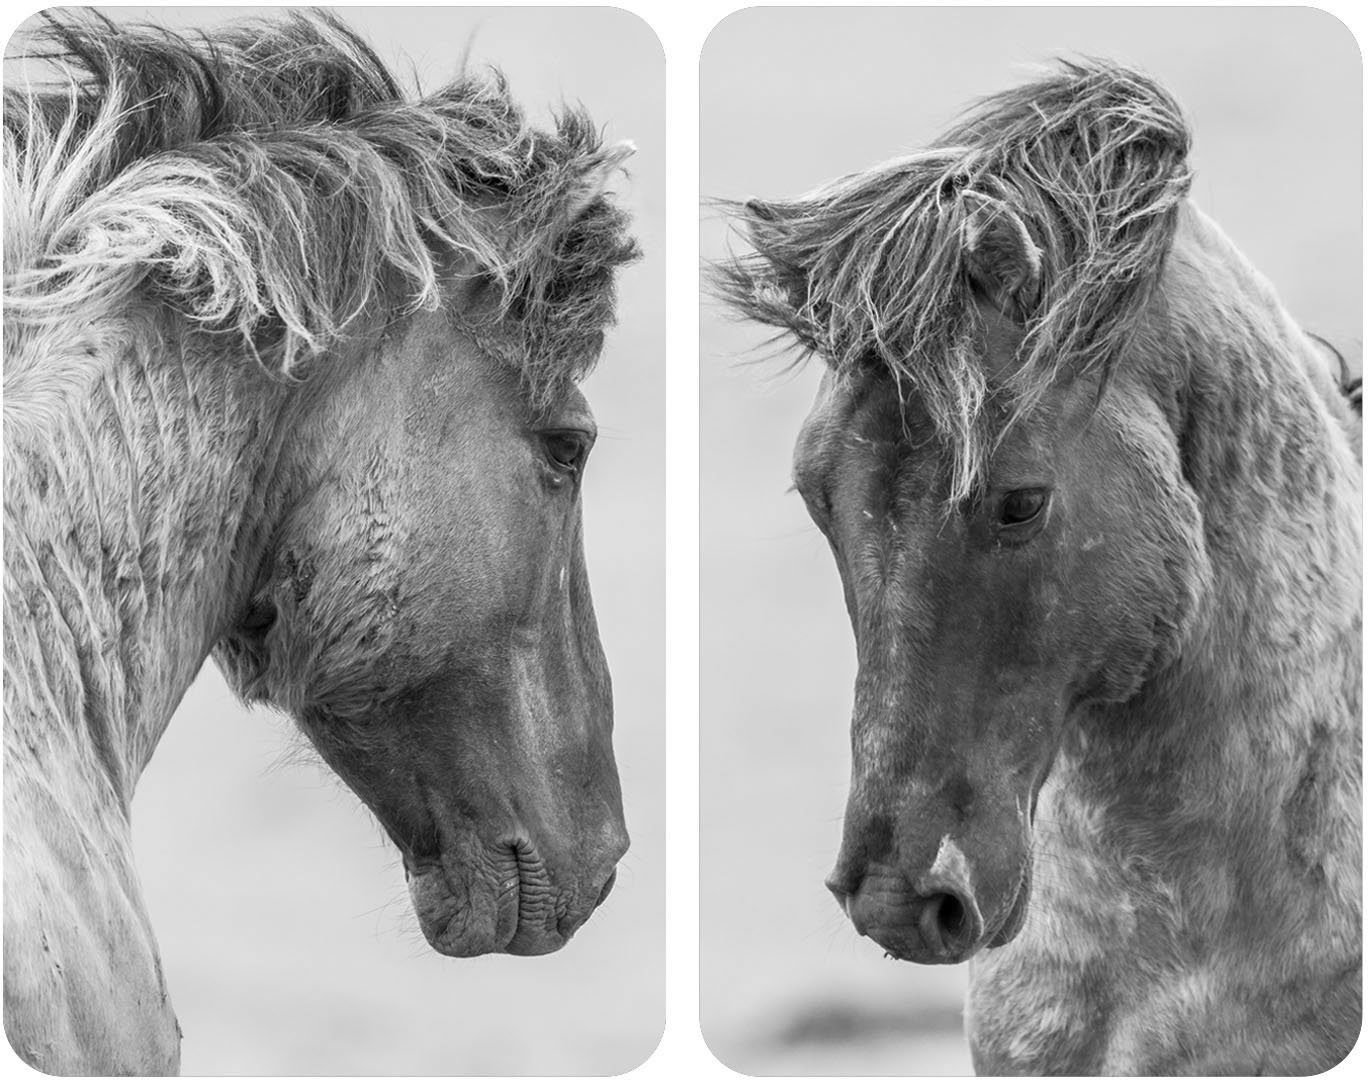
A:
714 59 1193 500
3 9 638 410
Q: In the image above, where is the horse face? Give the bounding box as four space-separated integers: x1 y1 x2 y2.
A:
217 296 625 958
800 347 1207 963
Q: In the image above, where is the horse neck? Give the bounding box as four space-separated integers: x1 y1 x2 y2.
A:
1052 205 1361 928
3 316 291 815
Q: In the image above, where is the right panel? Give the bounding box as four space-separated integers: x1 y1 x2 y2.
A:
701 7 1361 1075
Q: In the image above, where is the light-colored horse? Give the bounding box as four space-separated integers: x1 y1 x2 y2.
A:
717 61 1360 1074
4 12 636 1074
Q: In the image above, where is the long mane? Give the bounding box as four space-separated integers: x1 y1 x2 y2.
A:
713 60 1193 500
3 10 637 406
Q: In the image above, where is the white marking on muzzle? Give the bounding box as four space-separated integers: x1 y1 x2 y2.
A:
929 833 974 890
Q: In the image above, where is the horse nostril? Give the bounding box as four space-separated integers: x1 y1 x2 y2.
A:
938 894 966 937
918 889 978 953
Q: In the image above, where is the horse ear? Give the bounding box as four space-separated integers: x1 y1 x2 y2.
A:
565 139 635 220
738 197 810 306
961 192 1042 320
709 197 814 340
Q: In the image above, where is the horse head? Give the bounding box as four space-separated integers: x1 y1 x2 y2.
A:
207 146 636 959
718 61 1226 964
789 312 1210 963
211 307 616 957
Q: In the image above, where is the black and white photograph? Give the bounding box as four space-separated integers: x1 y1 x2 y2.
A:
4 5 662 1074
4 2 1366 1078
702 6 1361 1075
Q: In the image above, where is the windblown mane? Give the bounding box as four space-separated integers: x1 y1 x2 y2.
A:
3 10 638 408
713 60 1193 499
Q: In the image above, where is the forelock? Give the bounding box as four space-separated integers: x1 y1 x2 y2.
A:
712 58 1192 501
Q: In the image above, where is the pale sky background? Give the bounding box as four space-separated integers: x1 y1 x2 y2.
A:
701 7 1360 1075
6 6 663 1074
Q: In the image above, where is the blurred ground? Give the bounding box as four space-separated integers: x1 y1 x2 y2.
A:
700 7 1359 1075
4 6 663 1074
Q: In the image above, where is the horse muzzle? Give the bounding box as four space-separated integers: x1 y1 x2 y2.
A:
405 836 623 958
830 864 984 963
827 836 1031 964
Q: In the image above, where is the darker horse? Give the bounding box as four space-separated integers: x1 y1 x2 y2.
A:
716 61 1360 1074
4 12 636 1074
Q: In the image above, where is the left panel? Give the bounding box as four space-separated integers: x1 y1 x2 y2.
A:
2 6 664 1074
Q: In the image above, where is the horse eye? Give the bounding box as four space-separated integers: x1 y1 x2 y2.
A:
999 488 1048 527
543 432 589 472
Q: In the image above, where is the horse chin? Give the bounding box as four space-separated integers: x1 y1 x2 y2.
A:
406 862 522 958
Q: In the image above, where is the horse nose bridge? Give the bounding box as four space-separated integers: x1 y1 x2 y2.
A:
848 653 978 776
845 708 974 815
